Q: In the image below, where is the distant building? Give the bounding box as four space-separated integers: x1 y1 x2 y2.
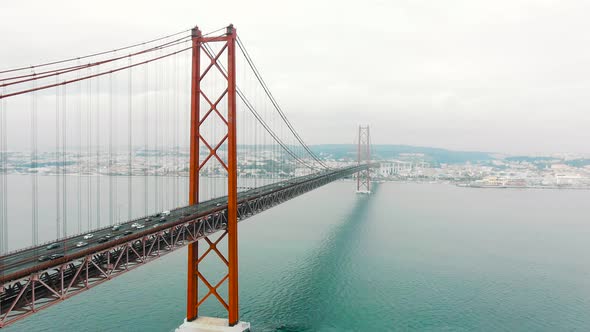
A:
379 160 412 177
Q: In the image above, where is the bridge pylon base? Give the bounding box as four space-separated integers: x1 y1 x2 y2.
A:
176 317 250 332
356 190 371 194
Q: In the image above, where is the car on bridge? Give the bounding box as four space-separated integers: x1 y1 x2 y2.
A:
37 255 50 262
46 243 60 250
83 233 94 240
112 225 122 231
75 241 88 248
50 253 64 260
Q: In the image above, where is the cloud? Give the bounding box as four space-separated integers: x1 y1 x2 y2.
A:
1 0 590 154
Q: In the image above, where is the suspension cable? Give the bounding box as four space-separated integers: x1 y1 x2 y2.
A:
0 28 191 75
0 36 190 85
236 36 328 169
0 47 191 100
237 89 319 170
201 44 320 171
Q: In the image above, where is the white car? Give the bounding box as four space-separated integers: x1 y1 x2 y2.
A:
135 224 145 229
131 223 139 228
83 234 94 240
75 241 88 248
162 210 171 216
112 225 121 231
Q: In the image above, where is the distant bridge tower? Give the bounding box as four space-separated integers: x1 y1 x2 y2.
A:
356 125 371 194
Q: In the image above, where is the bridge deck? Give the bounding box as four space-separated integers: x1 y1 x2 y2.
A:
0 164 376 328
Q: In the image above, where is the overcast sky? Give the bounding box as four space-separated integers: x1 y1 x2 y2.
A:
2 0 590 155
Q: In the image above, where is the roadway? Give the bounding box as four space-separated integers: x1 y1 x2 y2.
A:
0 166 369 283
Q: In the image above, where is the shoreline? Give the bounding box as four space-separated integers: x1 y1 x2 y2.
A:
372 179 590 191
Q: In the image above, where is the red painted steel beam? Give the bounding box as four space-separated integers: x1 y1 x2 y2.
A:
187 25 201 322
225 24 240 326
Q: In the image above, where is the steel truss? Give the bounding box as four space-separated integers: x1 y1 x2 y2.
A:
0 164 376 328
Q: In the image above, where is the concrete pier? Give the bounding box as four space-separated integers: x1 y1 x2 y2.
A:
176 317 250 332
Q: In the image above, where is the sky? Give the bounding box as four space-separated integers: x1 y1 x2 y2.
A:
1 0 590 155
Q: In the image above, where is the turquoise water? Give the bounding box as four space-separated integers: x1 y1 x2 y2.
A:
6 182 590 331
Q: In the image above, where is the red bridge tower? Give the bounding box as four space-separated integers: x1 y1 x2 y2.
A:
356 125 372 194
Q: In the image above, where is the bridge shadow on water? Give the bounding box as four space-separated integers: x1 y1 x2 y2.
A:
258 183 380 331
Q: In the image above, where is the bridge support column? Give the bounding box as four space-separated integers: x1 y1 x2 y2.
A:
226 24 240 327
184 24 245 329
187 24 202 323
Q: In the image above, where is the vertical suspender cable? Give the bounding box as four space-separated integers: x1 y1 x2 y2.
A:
128 58 133 220
77 69 82 234
281 113 284 179
162 54 165 208
215 55 219 199
31 81 38 246
255 91 258 189
144 60 149 215
0 87 7 253
183 41 188 203
272 100 282 182
62 84 67 237
168 55 173 208
264 89 268 184
55 78 61 239
164 56 169 208
174 52 179 208
87 68 92 230
108 70 114 225
154 55 159 212
96 67 101 228
170 54 175 207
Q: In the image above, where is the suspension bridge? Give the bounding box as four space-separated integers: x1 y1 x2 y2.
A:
0 25 377 330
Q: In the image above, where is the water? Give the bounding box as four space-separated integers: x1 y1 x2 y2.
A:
5 182 590 331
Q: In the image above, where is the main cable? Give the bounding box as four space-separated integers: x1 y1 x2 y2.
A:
0 47 191 100
0 28 191 75
236 36 328 169
0 36 190 86
201 44 320 171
